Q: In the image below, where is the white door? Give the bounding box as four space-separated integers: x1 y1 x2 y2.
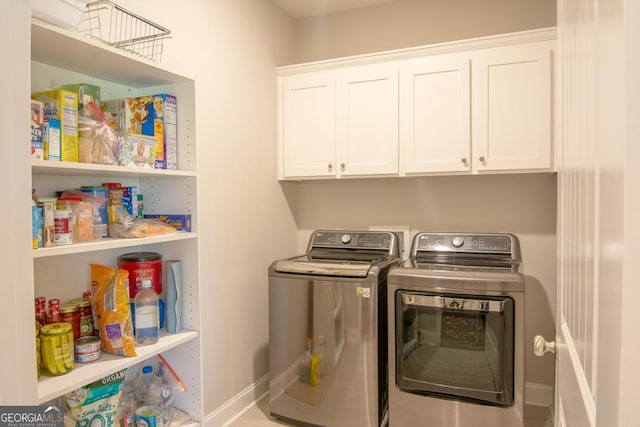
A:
472 43 552 172
542 0 632 426
401 57 471 174
336 65 399 177
280 72 336 178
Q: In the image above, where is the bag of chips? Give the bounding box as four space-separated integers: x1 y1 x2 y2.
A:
62 369 127 427
91 264 136 357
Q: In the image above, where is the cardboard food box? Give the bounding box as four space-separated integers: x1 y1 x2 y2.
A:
144 94 178 170
32 89 78 162
44 118 61 161
143 214 191 232
102 96 152 135
117 133 157 169
103 95 177 169
30 100 44 160
61 83 101 111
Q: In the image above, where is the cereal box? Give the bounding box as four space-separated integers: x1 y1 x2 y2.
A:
103 95 177 169
30 99 44 160
102 96 153 135
142 94 177 170
44 118 61 161
32 89 79 162
61 83 101 111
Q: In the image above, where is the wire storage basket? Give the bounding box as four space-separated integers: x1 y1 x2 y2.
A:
78 0 170 62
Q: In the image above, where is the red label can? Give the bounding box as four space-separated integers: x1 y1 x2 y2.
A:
117 252 162 298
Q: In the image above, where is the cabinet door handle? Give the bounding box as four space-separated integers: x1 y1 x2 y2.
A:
340 163 346 171
461 158 468 164
328 163 333 171
479 156 486 162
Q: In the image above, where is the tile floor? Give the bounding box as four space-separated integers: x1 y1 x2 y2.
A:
229 395 554 427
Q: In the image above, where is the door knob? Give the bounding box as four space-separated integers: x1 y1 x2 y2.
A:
479 156 486 162
340 163 346 171
328 163 333 171
533 335 556 356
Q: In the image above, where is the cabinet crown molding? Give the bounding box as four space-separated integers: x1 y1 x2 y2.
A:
276 27 556 76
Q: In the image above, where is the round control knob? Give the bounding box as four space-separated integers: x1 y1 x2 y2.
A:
341 234 352 244
452 237 464 248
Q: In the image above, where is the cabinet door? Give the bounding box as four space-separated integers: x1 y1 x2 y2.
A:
337 66 399 177
280 73 336 178
401 57 471 174
472 44 552 172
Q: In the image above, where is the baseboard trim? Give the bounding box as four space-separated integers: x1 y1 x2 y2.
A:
526 382 554 407
203 374 269 427
206 376 553 425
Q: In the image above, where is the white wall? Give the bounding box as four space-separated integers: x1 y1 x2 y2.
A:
290 0 557 62
115 0 299 421
287 0 558 399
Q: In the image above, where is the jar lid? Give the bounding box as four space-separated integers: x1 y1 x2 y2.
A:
118 252 162 262
59 303 79 313
41 323 72 335
70 298 91 308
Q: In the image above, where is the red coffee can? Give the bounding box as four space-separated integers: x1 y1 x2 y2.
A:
117 252 162 298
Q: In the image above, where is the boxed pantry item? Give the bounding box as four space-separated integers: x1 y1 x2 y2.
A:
32 89 79 162
102 96 152 135
30 100 44 160
61 83 101 111
117 133 157 169
143 214 191 232
44 118 61 161
103 94 177 169
145 94 178 170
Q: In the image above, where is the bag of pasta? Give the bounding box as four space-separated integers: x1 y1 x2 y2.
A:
91 264 136 357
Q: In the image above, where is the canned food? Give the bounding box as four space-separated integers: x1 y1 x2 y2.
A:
118 252 162 298
135 405 163 427
74 348 101 363
74 336 101 353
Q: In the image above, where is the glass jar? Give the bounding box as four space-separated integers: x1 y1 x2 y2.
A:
71 298 94 337
40 323 74 376
59 303 81 340
35 322 41 378
78 298 94 337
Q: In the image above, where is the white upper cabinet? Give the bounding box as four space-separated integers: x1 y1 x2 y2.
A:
277 28 556 180
279 66 399 179
281 72 336 178
472 43 552 172
337 66 399 177
401 56 471 174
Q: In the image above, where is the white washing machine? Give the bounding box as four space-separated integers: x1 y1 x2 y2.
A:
387 232 525 427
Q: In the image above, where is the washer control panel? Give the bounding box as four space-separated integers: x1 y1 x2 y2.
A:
415 233 513 255
310 230 396 252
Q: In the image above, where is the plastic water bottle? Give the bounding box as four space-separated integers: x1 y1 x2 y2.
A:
135 279 159 345
134 366 163 427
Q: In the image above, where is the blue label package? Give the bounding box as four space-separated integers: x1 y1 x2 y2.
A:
140 94 177 170
144 214 191 232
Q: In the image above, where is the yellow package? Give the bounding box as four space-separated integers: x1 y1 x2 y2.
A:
32 89 79 162
90 264 136 357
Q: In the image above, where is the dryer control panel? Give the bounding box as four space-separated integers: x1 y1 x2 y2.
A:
414 233 515 256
